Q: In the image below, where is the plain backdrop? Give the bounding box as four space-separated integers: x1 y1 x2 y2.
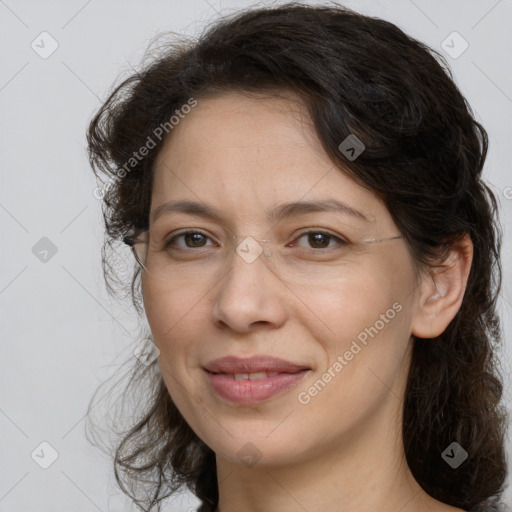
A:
0 0 511 510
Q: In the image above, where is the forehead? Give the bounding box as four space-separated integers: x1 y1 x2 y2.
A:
155 90 321 170
151 91 393 231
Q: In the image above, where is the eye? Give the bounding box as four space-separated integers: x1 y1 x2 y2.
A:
162 229 348 252
164 230 215 250
293 230 348 251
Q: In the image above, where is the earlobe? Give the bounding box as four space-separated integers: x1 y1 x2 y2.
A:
411 233 473 339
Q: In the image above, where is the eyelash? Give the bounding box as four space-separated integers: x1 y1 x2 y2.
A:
163 229 349 253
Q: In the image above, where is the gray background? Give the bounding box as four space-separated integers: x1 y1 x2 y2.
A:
0 0 511 510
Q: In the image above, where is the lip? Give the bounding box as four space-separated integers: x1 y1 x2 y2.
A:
203 355 311 404
205 369 310 404
203 355 310 374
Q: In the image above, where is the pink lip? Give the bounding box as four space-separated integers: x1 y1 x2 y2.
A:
203 355 311 404
203 355 310 374
205 369 310 404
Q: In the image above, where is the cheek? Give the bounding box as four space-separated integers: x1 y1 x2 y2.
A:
304 268 411 390
141 280 206 410
296 289 410 445
141 276 206 341
141 280 202 399
304 268 400 342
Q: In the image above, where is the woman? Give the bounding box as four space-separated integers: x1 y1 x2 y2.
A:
86 3 509 511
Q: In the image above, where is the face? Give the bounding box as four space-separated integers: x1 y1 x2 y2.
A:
142 91 422 468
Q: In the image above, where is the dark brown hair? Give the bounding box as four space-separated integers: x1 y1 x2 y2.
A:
85 3 510 511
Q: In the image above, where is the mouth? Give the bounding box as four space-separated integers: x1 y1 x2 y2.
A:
204 368 310 404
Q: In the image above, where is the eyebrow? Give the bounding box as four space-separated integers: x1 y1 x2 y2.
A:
151 198 372 225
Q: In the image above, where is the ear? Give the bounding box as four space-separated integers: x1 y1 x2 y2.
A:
411 233 473 339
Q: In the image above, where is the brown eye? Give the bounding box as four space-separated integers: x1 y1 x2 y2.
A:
184 232 208 247
294 231 348 250
164 231 213 249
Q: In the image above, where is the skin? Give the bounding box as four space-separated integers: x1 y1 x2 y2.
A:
142 91 473 512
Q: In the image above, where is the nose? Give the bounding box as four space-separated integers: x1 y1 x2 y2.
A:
211 241 287 333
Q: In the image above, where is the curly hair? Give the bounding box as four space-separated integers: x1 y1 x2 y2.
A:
85 3 510 511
